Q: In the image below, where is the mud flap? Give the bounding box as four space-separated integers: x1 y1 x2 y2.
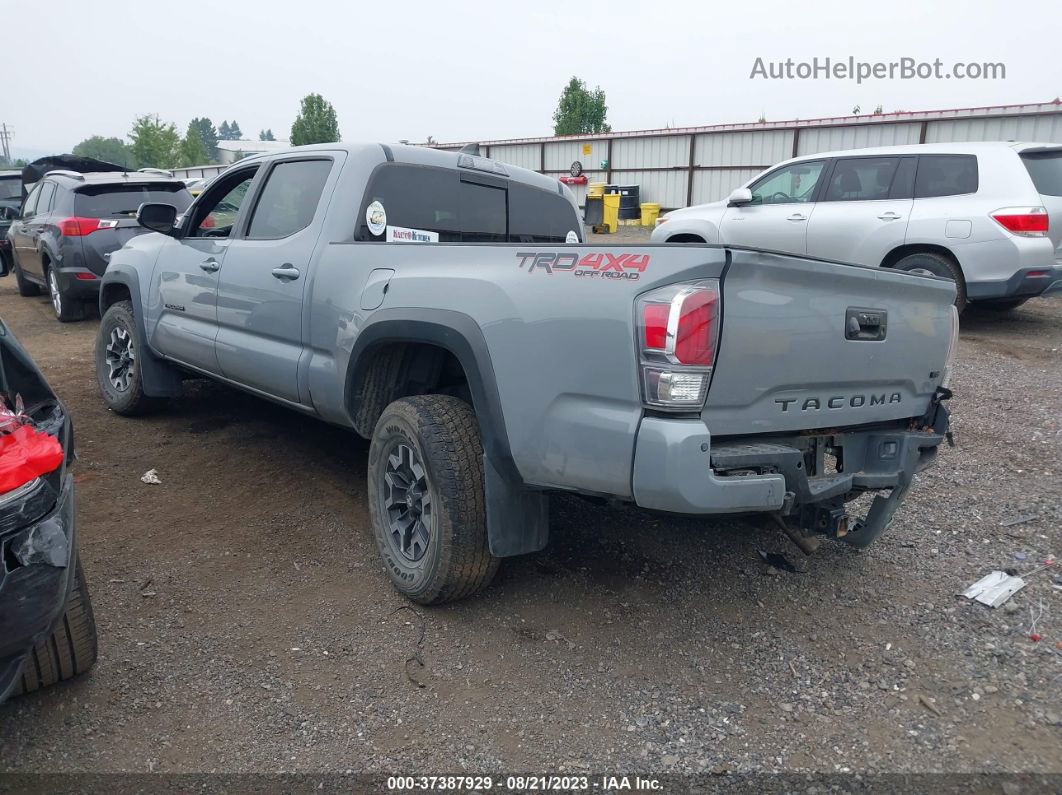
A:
484 454 548 557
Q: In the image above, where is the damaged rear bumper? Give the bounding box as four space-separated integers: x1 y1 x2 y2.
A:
0 473 76 703
632 394 951 544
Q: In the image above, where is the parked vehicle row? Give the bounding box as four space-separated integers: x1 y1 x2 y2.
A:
652 141 1062 312
0 169 21 277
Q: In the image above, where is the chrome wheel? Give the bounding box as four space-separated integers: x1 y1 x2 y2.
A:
48 270 62 316
104 326 135 392
382 442 433 562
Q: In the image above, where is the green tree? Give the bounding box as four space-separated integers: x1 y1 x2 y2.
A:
552 77 610 136
72 135 134 168
219 120 231 140
259 128 275 141
189 117 219 161
128 114 181 169
217 120 242 140
179 122 209 166
290 93 340 146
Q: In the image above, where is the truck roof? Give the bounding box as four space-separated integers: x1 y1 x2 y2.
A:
234 142 568 196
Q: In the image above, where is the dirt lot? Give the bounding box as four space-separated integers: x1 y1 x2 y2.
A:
0 264 1060 776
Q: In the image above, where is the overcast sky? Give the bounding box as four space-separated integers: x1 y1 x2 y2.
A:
4 0 1058 158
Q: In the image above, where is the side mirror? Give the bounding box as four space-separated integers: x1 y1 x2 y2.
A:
137 203 179 235
727 187 753 207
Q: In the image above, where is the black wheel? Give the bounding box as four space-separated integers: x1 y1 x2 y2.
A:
47 267 85 322
892 252 967 312
367 395 499 604
96 300 157 415
15 558 98 697
973 298 1029 312
13 260 42 297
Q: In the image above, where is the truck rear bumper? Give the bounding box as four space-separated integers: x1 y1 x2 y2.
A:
632 406 949 521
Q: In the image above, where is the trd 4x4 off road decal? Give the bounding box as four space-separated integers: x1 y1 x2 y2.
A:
516 252 650 280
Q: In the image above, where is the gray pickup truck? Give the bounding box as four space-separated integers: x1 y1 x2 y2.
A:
95 143 957 604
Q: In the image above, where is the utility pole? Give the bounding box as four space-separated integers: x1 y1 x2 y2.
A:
0 124 11 163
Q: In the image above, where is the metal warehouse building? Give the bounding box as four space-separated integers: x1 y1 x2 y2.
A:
427 99 1062 210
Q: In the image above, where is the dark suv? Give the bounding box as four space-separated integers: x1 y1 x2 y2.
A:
0 170 21 277
5 170 192 321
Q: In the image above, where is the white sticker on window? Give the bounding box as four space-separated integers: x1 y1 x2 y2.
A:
565 230 579 243
366 201 386 236
386 225 439 243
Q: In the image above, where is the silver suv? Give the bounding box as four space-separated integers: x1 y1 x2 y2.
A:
652 142 1062 312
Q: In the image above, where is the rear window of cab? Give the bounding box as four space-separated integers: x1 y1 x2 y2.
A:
356 164 580 243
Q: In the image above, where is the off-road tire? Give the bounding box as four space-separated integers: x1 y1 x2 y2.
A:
14 261 42 297
892 252 967 313
368 395 499 604
96 300 157 415
15 559 98 697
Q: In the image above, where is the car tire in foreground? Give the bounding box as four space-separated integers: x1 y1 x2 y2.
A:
14 261 42 297
96 300 156 415
15 558 98 697
367 395 499 605
892 252 967 313
47 268 85 322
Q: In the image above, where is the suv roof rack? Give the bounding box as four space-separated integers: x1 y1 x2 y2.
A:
44 169 86 180
138 167 173 177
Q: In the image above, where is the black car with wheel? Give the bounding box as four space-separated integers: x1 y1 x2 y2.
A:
0 315 97 704
0 169 21 277
4 169 192 322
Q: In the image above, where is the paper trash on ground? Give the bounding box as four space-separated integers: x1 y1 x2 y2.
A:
960 570 1026 608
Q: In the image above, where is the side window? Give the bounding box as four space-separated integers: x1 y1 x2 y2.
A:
509 184 581 243
21 184 41 217
35 182 56 215
246 159 333 239
915 155 978 198
823 157 900 202
749 161 825 205
188 169 259 238
358 165 507 242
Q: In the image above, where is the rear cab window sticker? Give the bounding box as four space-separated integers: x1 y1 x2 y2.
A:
566 230 579 243
366 201 386 236
386 226 439 243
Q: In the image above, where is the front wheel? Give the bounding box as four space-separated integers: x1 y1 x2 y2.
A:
96 300 156 415
367 395 499 604
892 252 966 313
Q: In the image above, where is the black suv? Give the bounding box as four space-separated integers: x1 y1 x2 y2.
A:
5 170 193 321
0 170 21 277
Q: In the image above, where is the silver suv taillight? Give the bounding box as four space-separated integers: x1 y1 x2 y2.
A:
635 280 720 410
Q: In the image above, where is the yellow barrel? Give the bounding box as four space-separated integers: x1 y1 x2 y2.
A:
602 193 620 233
587 181 606 199
640 202 661 226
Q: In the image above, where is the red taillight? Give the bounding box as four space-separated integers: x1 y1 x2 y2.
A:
643 303 670 350
57 217 119 237
74 272 97 280
636 280 721 409
991 207 1049 237
674 289 719 365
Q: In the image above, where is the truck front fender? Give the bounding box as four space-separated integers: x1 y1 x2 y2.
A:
346 309 548 558
98 266 183 398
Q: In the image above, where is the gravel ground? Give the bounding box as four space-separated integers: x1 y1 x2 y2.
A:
0 255 1060 776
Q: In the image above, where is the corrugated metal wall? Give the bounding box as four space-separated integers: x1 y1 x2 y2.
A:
437 103 1062 210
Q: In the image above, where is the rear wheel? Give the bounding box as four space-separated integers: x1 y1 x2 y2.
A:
15 558 98 697
96 300 156 415
892 252 966 312
14 260 42 297
367 395 499 604
47 267 85 322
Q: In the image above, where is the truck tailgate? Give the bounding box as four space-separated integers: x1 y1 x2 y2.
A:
702 249 956 435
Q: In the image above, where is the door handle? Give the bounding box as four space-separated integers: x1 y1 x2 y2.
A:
786 213 807 222
199 258 220 273
877 212 902 221
271 264 300 281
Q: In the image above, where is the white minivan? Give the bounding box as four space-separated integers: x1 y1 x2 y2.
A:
652 142 1062 311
